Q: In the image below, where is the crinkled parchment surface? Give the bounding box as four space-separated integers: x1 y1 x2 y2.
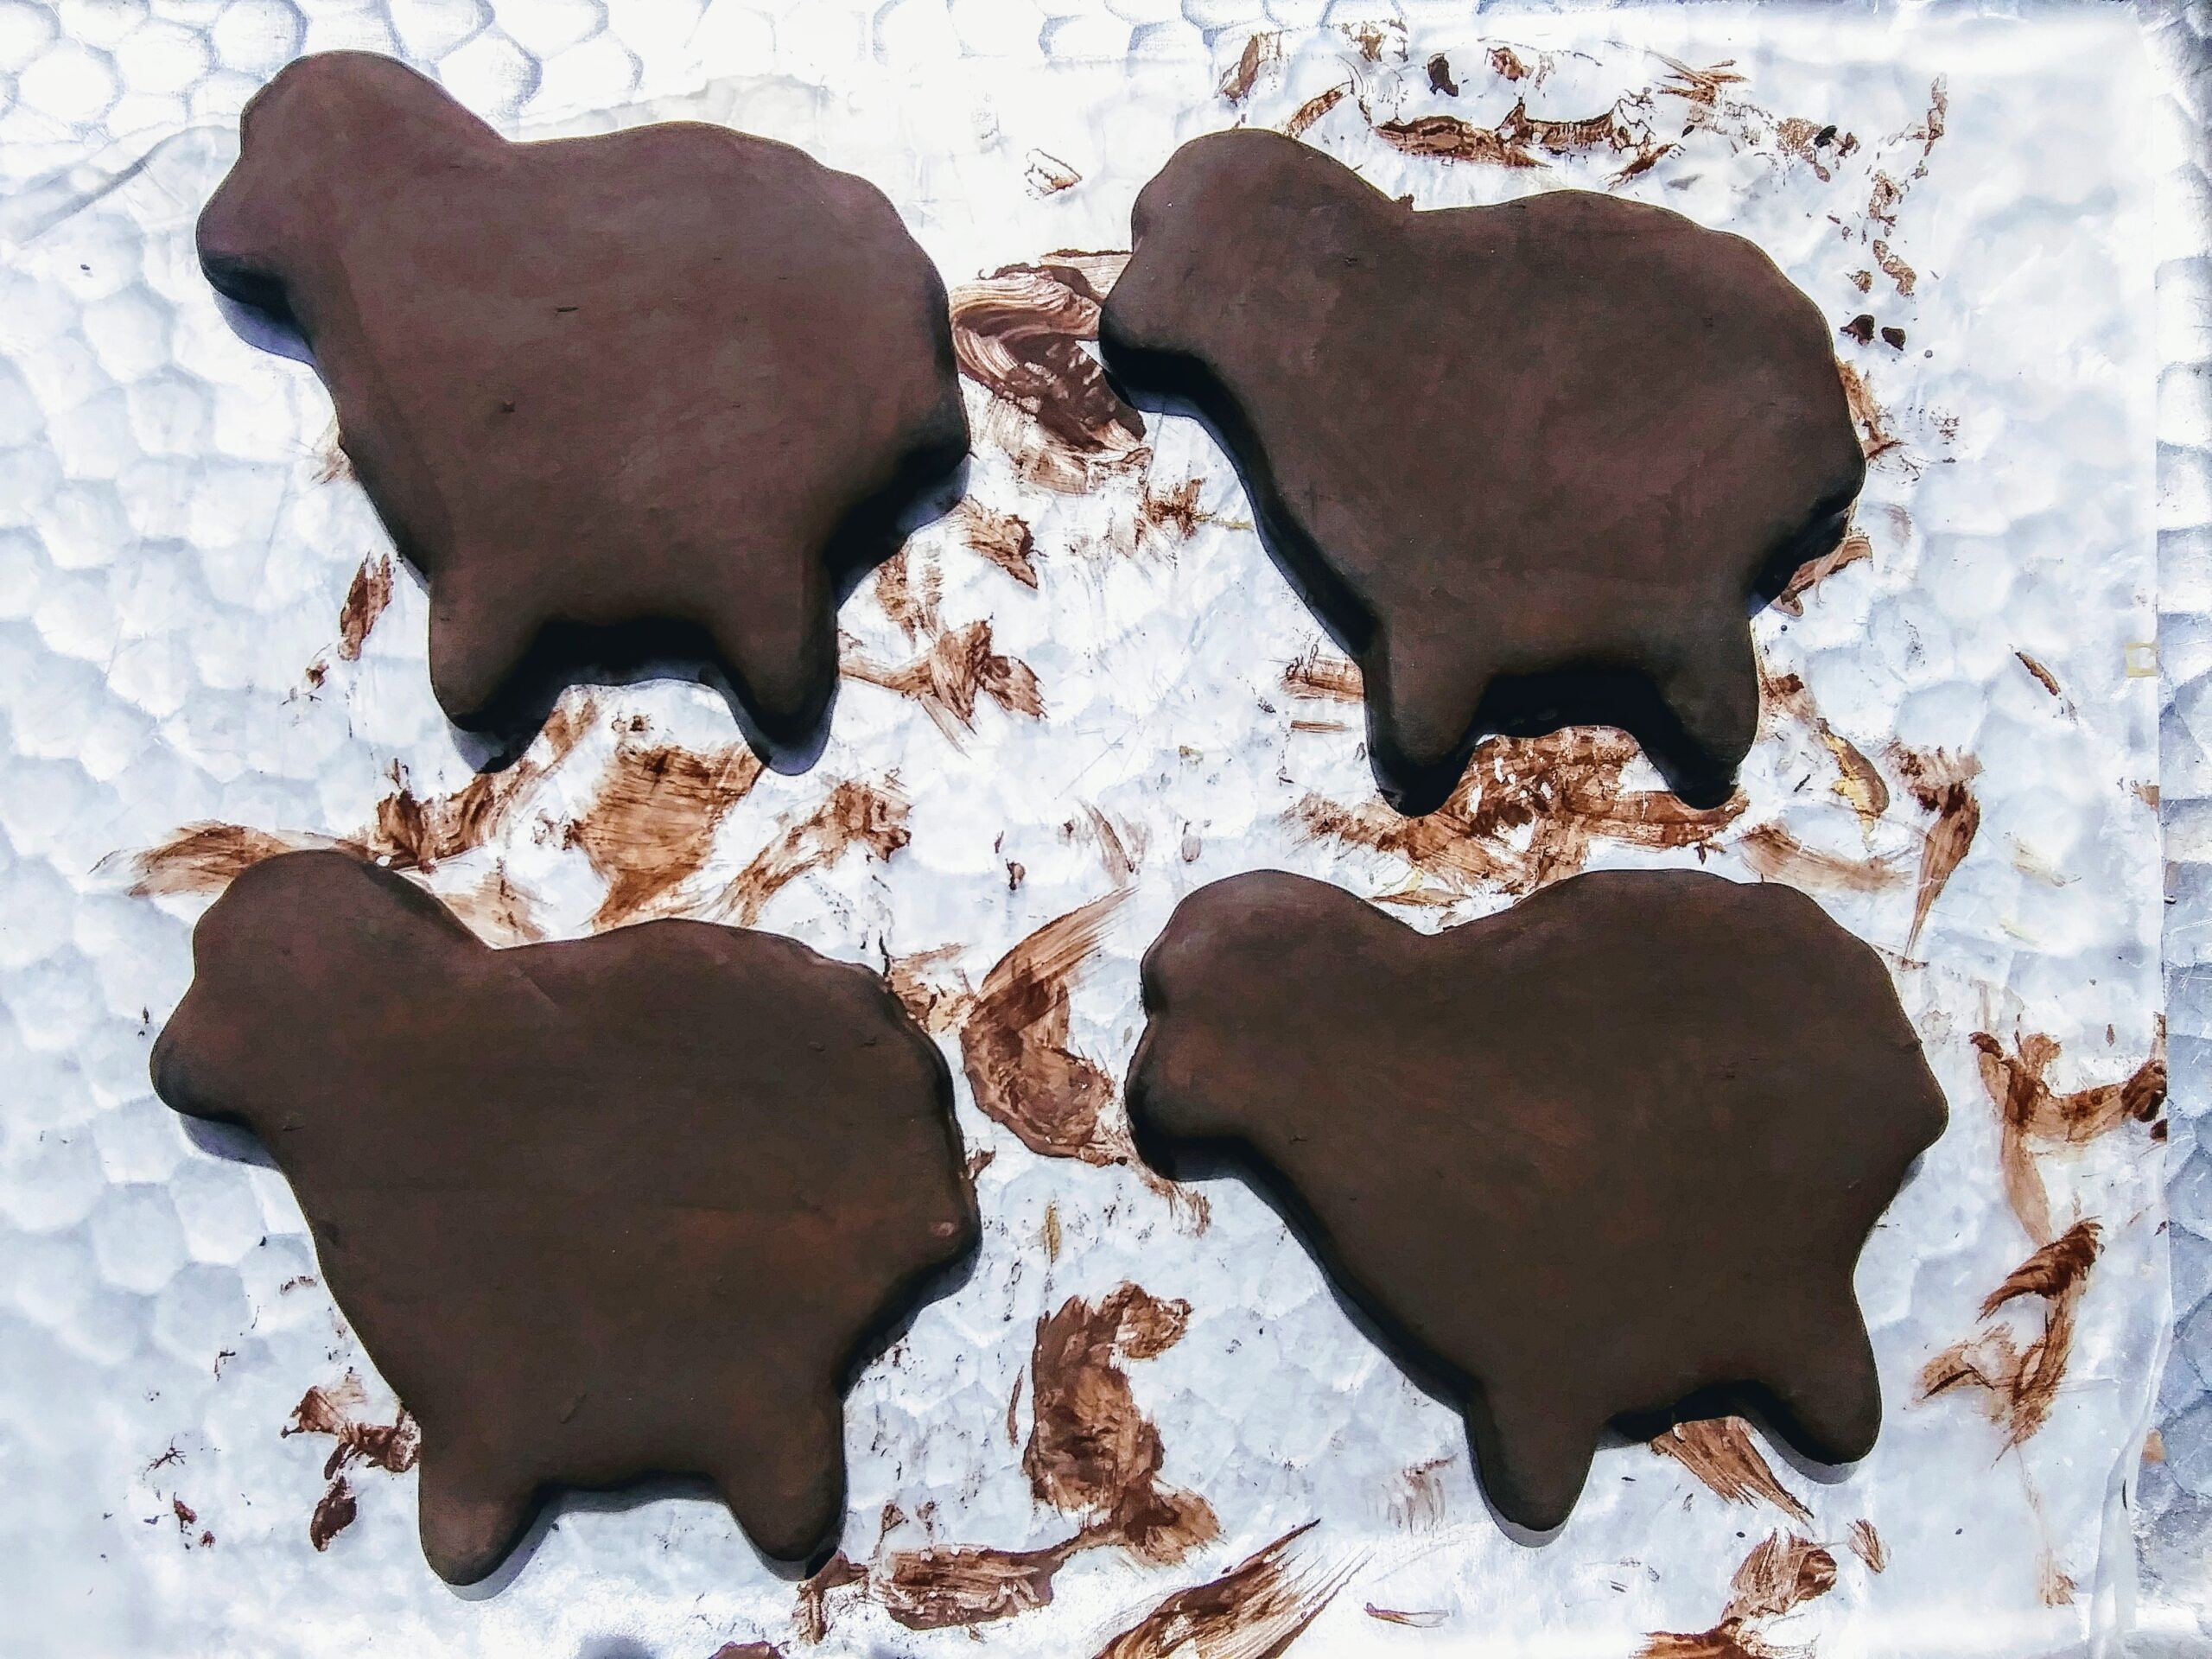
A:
0 3 2190 1656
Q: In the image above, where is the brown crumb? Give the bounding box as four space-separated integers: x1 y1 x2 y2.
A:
1840 314 1876 345
1872 238 1916 296
1427 54 1459 96
308 1478 355 1551
1491 46 1534 82
2015 652 2062 698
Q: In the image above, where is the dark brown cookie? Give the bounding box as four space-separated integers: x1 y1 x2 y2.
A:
1100 130 1865 814
151 851 978 1584
199 52 969 767
1125 868 1944 1531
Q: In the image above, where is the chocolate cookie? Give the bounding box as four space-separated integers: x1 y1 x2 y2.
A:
151 852 978 1583
1125 868 1945 1530
1100 130 1865 814
199 52 969 767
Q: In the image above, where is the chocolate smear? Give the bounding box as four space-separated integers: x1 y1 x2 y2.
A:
127 823 346 898
950 259 1145 494
1491 47 1536 83
1128 869 1945 1529
870 547 941 641
1341 20 1404 62
1770 528 1872 617
1980 1219 2101 1319
1282 647 1364 704
436 865 545 947
1427 54 1459 97
334 554 393 663
842 619 1045 744
1649 1418 1811 1524
153 852 977 1583
875 1539 1081 1631
954 501 1041 588
198 53 966 766
1091 1521 1348 1659
1367 1605 1447 1628
708 778 911 928
1736 823 1906 894
793 1553 867 1644
1294 728 1742 904
565 739 765 929
286 1372 423 1477
1847 1519 1886 1573
1219 33 1281 105
1640 1530 1837 1658
1103 131 1864 814
1283 85 1352 143
958 889 1132 1164
1759 667 1887 829
1372 114 1545 168
1835 359 1904 465
1025 1284 1218 1563
1891 746 1980 950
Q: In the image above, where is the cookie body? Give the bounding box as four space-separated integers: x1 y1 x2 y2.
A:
153 852 978 1583
1101 130 1865 813
1126 868 1945 1530
200 53 969 765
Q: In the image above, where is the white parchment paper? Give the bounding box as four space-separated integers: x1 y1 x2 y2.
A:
0 4 2176 1656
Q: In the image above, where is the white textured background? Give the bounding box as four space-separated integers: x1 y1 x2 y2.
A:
0 3 2195 1656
